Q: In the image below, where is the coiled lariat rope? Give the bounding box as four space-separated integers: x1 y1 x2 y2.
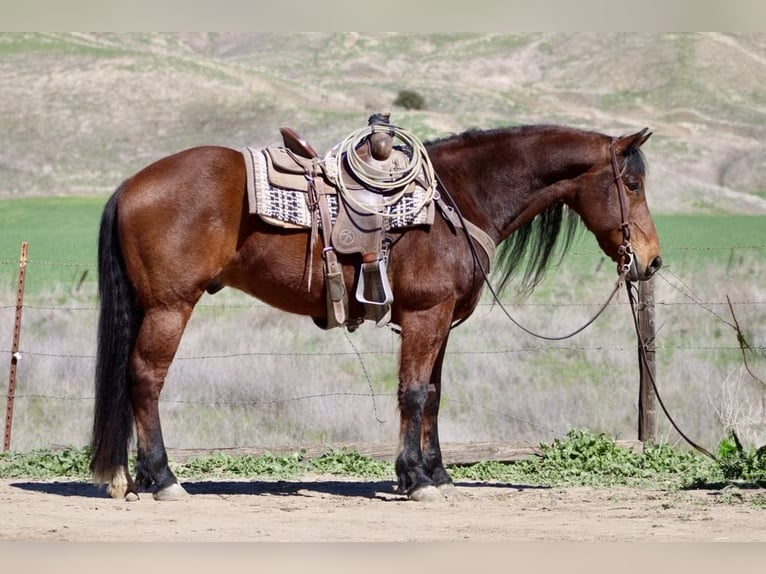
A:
327 124 437 218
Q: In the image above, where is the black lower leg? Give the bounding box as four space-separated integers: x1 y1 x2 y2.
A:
422 396 452 487
395 383 434 495
135 441 178 491
132 408 178 492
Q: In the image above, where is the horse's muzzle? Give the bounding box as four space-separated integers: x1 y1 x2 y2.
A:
628 254 662 281
646 255 663 277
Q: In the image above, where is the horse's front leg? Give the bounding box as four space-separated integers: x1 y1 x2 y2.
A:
395 306 452 502
129 306 192 500
420 335 456 494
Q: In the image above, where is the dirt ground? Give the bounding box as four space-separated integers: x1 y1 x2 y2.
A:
2 475 765 542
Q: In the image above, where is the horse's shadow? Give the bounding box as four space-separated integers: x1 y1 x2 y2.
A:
9 479 550 500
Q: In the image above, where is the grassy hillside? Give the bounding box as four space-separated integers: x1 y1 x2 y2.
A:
1 32 765 214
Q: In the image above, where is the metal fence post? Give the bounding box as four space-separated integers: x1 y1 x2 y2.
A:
4 242 28 452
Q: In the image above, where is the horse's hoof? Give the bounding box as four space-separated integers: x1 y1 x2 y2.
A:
106 484 125 499
106 484 139 501
153 482 188 501
409 485 442 502
437 483 458 498
104 467 135 499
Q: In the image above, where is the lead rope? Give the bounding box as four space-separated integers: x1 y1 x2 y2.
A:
613 142 716 460
625 280 718 460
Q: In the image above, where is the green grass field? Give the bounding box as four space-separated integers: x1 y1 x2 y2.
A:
2 196 764 288
1 196 105 291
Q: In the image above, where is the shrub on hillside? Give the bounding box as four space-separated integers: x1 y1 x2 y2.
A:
394 89 426 110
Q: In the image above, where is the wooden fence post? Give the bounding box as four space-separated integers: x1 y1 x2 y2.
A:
637 277 657 444
4 242 28 452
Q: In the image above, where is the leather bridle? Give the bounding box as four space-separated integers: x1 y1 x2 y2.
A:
610 138 635 278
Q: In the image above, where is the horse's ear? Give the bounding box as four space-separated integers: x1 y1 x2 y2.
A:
616 128 652 154
635 127 652 148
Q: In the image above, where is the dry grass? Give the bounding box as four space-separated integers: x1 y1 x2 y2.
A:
2 246 763 456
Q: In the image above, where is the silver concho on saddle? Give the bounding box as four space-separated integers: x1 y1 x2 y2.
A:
241 113 437 330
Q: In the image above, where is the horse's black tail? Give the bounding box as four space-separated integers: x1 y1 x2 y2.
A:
90 182 140 485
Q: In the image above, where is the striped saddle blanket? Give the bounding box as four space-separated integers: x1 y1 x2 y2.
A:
241 145 435 231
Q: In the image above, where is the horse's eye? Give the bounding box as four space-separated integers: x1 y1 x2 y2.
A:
625 178 641 193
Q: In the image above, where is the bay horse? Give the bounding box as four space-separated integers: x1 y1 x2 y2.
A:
91 123 661 501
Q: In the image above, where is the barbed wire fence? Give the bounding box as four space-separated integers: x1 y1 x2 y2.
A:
2 242 765 458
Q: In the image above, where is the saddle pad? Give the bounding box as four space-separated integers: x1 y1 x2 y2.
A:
241 146 434 231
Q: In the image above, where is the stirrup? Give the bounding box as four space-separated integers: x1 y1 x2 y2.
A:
355 259 393 307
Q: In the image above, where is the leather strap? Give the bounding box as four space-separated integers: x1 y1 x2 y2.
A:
610 138 635 276
463 219 496 274
436 197 495 273
316 184 347 327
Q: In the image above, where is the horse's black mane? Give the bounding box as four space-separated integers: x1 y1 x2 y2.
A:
424 123 599 149
493 201 581 295
425 124 646 295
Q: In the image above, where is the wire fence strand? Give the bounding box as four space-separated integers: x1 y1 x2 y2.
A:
2 246 765 452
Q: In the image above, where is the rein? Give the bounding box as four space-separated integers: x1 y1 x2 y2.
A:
612 170 712 465
624 280 717 460
609 139 714 459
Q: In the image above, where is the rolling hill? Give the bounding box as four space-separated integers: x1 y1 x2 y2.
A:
1 32 765 214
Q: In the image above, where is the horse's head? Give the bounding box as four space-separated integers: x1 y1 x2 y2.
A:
574 128 662 282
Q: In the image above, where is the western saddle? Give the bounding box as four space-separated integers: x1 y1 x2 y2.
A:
245 113 428 330
246 113 494 332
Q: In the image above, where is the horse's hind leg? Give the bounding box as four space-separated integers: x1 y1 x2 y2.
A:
130 304 193 500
